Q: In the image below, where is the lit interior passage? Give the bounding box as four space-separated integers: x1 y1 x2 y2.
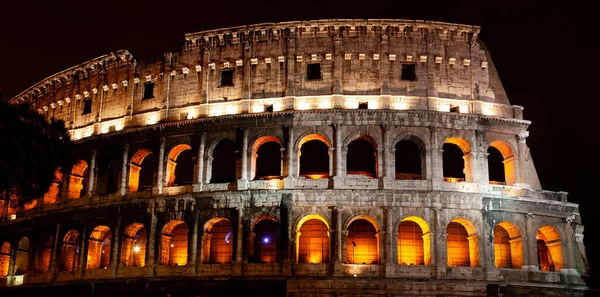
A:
160 220 188 266
395 140 423 180
121 223 147 267
537 225 563 272
252 219 278 263
398 216 431 265
43 168 63 204
33 236 53 273
489 141 516 186
493 222 523 269
207 219 233 264
347 139 377 178
298 135 330 179
297 216 330 264
129 149 153 192
346 218 379 264
14 237 30 275
210 139 237 183
446 218 479 267
0 242 11 277
68 160 88 199
166 144 193 186
87 226 111 269
60 230 80 271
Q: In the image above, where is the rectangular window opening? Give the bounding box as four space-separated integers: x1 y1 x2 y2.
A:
358 102 368 110
143 82 154 100
401 64 417 81
82 99 92 115
450 106 460 113
220 69 234 87
265 104 274 112
306 63 322 80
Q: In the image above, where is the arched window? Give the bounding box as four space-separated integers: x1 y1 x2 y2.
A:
161 220 188 266
43 169 63 204
68 160 89 199
493 222 523 269
299 139 329 179
446 219 479 267
488 146 505 185
166 144 193 186
0 242 11 277
347 139 376 178
489 141 517 186
121 223 147 267
14 237 30 275
346 219 379 264
536 226 563 271
442 143 464 182
398 217 430 265
129 149 154 192
255 142 282 179
59 230 80 271
297 217 330 263
87 226 111 269
210 139 237 183
207 219 233 264
252 219 278 263
395 140 423 180
33 236 53 273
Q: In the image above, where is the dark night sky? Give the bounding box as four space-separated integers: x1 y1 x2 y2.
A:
1 0 598 279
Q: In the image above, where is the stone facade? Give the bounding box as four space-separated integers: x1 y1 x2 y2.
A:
0 19 589 296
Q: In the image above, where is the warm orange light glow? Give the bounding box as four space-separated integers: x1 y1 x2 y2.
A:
298 218 330 264
444 177 464 183
121 223 147 267
68 160 89 199
447 219 479 267
398 221 424 265
60 230 80 271
129 149 153 192
0 242 11 277
494 222 523 269
536 226 563 271
166 144 192 187
33 237 53 273
14 237 30 275
305 174 328 180
87 226 111 269
346 219 379 264
208 219 233 264
44 168 63 204
161 220 188 266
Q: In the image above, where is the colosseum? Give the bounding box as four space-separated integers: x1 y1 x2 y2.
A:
0 19 589 296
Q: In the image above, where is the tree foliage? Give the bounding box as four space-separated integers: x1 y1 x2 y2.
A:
0 97 76 207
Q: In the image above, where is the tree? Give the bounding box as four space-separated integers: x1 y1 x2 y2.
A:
0 94 76 212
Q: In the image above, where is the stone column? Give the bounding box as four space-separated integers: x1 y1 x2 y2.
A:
523 213 538 271
238 128 249 190
77 227 87 277
235 207 244 263
475 129 489 187
87 149 97 197
286 126 294 177
385 207 393 265
111 214 121 276
119 143 129 196
156 137 166 194
515 131 529 186
189 208 199 271
50 223 62 275
194 132 206 192
332 124 343 188
381 125 391 181
147 206 158 267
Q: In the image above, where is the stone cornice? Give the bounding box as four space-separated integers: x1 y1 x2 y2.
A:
9 49 134 104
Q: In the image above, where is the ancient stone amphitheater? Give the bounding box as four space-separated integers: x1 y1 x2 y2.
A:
0 19 589 296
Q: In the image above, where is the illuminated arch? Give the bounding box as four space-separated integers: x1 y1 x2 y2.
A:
296 214 330 264
129 149 153 192
345 133 379 178
60 230 80 271
394 136 426 180
297 133 331 179
0 242 10 277
398 216 431 265
446 218 479 267
536 225 563 271
33 235 53 273
160 220 188 266
494 221 523 269
251 217 279 263
166 144 193 186
251 136 283 179
346 215 380 264
68 160 89 199
442 137 473 182
489 140 517 186
43 168 64 204
203 217 233 264
121 223 147 267
87 226 111 269
14 237 30 275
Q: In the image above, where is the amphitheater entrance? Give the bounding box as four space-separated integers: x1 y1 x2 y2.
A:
161 220 188 266
121 223 147 267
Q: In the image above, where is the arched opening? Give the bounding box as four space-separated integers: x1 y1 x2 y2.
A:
0 242 11 277
166 144 193 186
33 236 53 273
43 168 63 204
297 216 330 264
398 216 431 265
346 218 379 264
446 218 479 267
210 139 237 183
252 219 279 263
347 139 377 178
488 146 505 185
442 143 465 182
68 160 89 199
87 226 111 269
299 139 330 179
121 223 147 267
255 142 282 179
536 226 563 271
59 230 80 272
14 237 30 275
160 220 188 266
129 149 154 192
489 141 517 186
206 219 233 264
493 222 523 269
395 140 423 180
